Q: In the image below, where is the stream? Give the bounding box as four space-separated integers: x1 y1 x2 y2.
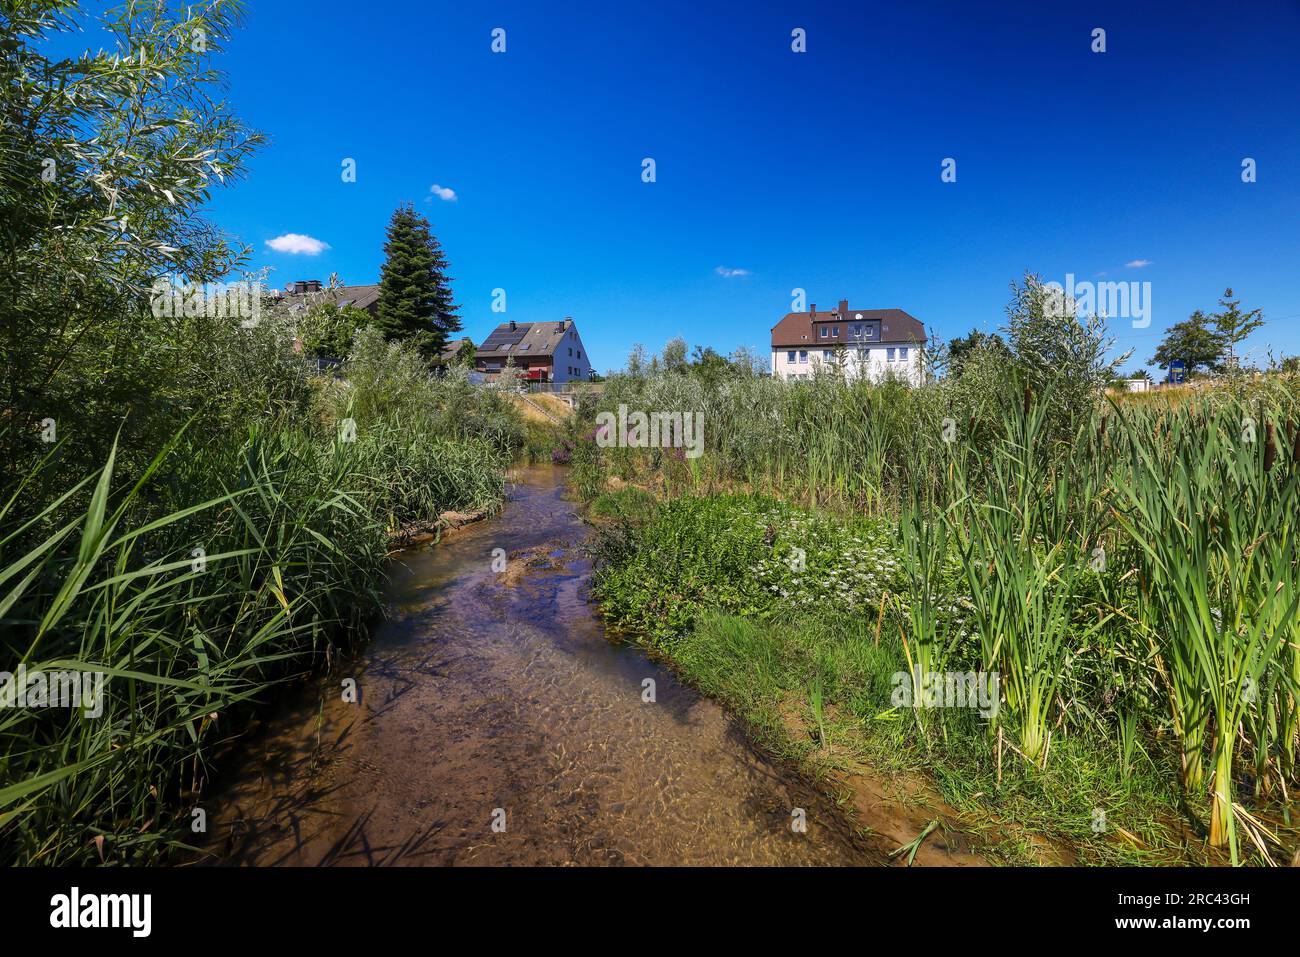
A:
203 464 882 865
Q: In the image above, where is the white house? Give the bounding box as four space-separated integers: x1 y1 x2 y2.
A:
770 300 927 385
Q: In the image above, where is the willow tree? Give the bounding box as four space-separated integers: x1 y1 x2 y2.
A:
0 0 263 478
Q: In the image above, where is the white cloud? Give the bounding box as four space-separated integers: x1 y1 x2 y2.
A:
428 184 458 202
1125 259 1153 269
715 266 751 278
265 233 329 255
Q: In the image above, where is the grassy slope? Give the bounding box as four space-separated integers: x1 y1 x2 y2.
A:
586 487 1234 866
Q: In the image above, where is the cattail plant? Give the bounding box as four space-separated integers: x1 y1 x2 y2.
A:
1114 399 1300 858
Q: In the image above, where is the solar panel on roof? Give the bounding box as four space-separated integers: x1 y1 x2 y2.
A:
481 326 529 350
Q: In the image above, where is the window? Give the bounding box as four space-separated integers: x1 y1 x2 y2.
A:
799 350 808 363
819 327 829 338
887 347 896 362
787 350 796 362
899 347 909 360
850 324 863 339
831 326 839 336
823 350 832 360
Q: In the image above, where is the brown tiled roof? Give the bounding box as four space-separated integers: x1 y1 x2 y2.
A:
475 319 576 360
771 304 925 348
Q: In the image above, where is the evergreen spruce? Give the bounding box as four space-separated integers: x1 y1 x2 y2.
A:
375 203 461 359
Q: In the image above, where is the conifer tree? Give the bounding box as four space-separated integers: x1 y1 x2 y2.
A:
1211 288 1264 369
375 203 461 359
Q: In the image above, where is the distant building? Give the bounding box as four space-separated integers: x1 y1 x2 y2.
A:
474 318 591 383
771 299 927 385
274 280 382 317
441 336 475 364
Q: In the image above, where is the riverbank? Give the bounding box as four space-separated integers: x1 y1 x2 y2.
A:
0 336 525 866
585 488 1224 865
196 465 904 865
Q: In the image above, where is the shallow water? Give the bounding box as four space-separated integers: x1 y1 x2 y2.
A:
204 464 882 865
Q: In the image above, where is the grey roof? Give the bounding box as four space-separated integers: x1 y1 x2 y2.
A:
279 284 381 313
476 320 575 359
440 336 474 359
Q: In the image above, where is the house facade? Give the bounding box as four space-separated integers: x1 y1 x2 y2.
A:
474 318 591 383
770 300 927 385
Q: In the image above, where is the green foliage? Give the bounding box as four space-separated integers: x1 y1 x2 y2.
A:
0 3 521 866
589 381 1300 864
327 327 524 453
375 203 461 360
1 0 264 469
592 504 1185 864
1212 288 1265 367
1113 397 1300 859
945 328 1010 376
1004 272 1129 439
593 494 918 642
660 337 688 374
1149 309 1225 375
298 302 370 360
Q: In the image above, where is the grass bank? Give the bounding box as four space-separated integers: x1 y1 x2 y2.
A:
0 331 522 866
589 490 1197 863
577 371 1300 866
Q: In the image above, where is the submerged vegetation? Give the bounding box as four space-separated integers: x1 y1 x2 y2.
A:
580 287 1300 866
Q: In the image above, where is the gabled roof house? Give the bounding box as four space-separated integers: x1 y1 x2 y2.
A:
474 318 591 383
772 299 927 384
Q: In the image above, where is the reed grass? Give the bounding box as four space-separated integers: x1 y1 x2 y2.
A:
586 368 1300 861
0 334 518 865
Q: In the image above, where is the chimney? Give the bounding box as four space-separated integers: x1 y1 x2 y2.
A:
838 299 848 315
809 303 816 316
509 319 517 331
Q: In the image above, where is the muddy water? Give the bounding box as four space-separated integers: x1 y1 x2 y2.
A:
205 464 882 866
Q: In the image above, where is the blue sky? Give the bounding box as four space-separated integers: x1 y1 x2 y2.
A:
178 2 1300 371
